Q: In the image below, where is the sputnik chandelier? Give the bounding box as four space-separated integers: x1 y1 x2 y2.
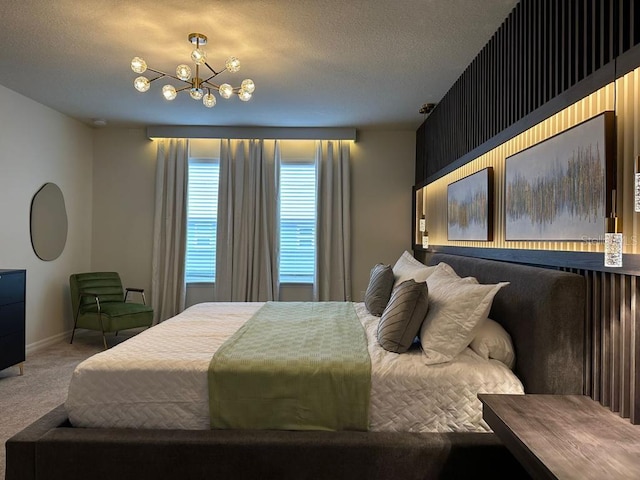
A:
130 33 255 108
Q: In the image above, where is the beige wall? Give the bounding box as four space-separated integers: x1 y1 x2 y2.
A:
0 84 93 350
350 130 416 300
91 129 156 300
91 129 416 306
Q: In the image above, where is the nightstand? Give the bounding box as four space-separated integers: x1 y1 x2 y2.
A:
479 394 640 480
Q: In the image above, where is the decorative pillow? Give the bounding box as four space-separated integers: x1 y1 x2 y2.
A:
377 279 429 353
470 318 516 369
419 266 509 365
364 263 395 316
392 251 437 288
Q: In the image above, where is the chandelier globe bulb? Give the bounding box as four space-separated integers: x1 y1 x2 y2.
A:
191 48 207 65
203 92 216 108
225 56 241 73
240 79 255 94
176 64 192 81
219 83 233 99
131 57 147 74
162 85 177 100
134 76 150 92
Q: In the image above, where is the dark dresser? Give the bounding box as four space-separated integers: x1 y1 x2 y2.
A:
0 269 26 374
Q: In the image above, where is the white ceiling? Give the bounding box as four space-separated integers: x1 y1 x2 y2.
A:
0 0 517 130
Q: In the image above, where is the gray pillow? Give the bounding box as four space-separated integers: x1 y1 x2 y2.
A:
377 279 429 353
364 264 395 316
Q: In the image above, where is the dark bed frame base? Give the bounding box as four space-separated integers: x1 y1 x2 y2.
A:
6 254 585 480
7 406 529 480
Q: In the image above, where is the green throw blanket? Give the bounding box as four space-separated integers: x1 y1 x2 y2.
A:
208 302 371 431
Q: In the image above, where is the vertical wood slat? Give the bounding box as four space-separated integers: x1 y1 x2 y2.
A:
524 0 532 115
632 275 640 424
509 8 516 128
621 275 631 418
634 0 640 46
585 269 593 397
611 273 621 412
593 270 602 402
601 273 611 407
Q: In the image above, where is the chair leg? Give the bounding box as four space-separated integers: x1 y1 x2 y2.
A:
98 312 108 350
70 306 81 344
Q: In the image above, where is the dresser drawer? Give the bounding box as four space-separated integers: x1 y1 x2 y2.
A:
0 329 25 371
0 302 24 336
0 271 26 306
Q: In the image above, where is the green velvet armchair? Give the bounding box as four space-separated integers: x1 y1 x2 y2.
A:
69 272 153 349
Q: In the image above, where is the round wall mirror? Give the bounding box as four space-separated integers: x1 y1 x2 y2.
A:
30 182 68 261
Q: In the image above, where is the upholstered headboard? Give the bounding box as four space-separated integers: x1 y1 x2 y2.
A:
425 253 585 395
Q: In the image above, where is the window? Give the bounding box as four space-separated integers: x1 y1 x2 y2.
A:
185 142 317 285
279 161 316 283
185 159 219 283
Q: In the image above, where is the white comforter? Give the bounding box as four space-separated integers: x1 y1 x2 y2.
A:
65 302 523 432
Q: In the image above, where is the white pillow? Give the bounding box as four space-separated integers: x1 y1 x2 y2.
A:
433 261 463 280
470 318 516 369
419 265 509 365
392 251 437 288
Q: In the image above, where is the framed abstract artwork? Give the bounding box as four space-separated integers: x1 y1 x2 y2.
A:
505 111 615 241
447 167 494 241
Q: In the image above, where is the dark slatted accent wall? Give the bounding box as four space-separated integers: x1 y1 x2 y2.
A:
417 0 640 183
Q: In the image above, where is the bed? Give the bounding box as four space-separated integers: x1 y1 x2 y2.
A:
6 253 585 480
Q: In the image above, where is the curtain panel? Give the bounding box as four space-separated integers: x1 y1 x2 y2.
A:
215 139 280 301
151 138 188 323
314 140 351 301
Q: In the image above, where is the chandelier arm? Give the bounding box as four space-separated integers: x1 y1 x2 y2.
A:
202 79 222 89
202 73 221 84
146 67 168 76
148 75 167 84
202 75 228 85
175 86 191 93
203 62 222 76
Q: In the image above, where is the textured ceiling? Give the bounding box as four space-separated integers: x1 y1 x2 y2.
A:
0 0 517 129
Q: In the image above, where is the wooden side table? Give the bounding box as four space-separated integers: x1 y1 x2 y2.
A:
479 394 640 480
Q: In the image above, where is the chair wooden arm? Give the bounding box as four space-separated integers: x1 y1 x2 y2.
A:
124 288 147 305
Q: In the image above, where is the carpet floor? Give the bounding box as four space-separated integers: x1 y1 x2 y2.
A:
0 330 138 479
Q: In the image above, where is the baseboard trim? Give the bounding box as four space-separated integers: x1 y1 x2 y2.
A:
26 330 72 355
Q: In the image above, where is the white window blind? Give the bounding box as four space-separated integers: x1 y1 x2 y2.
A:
185 159 219 283
279 162 316 283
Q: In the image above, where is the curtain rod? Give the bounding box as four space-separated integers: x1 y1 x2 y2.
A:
146 126 357 141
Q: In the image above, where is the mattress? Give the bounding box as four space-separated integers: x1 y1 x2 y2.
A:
65 302 524 432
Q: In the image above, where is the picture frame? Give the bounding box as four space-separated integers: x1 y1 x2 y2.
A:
447 167 494 241
505 111 615 241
